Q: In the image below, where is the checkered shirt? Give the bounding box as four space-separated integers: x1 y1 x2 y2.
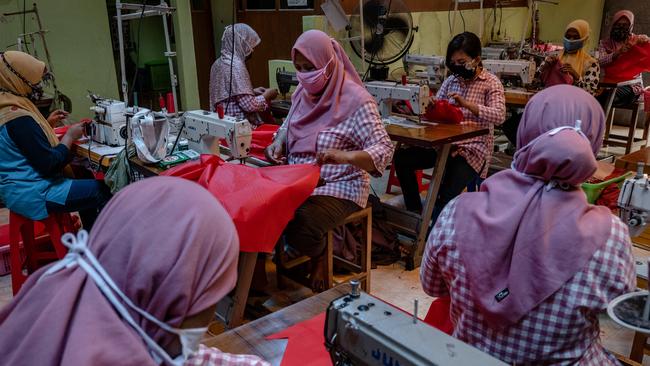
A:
217 94 268 127
436 70 506 178
185 345 270 366
421 199 636 365
283 101 394 208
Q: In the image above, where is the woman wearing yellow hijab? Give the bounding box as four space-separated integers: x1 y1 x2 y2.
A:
0 51 110 229
552 19 600 95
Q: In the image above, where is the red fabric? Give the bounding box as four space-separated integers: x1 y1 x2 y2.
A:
423 100 463 124
220 124 279 161
540 60 574 87
161 155 319 253
594 168 628 213
266 313 329 366
604 43 650 82
423 296 454 335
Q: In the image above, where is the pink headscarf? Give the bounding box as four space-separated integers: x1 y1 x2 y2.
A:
452 85 612 328
0 177 239 365
287 30 375 154
611 10 634 33
209 23 261 109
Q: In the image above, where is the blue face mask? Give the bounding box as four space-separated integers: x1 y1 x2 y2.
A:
563 38 584 53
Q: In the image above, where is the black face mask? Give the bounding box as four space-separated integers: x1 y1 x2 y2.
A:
611 27 630 42
448 62 477 80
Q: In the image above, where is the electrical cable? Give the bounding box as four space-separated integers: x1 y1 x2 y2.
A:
459 9 466 32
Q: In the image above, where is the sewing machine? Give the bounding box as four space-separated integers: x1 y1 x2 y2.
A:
276 68 299 99
482 46 508 60
618 163 650 237
88 94 128 146
325 281 508 365
181 110 252 160
482 59 537 88
365 81 430 119
403 54 447 88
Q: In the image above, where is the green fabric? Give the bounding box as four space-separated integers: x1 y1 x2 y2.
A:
105 144 136 194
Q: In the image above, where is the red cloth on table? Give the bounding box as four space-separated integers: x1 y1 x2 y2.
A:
540 60 574 87
423 100 463 124
423 296 454 335
220 124 280 161
266 313 330 366
161 155 319 253
604 43 650 82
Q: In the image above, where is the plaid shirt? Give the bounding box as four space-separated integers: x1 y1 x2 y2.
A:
217 94 268 127
283 101 394 208
421 199 636 365
185 345 269 366
437 70 506 178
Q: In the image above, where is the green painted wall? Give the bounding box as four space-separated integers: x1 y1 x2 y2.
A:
211 0 234 59
129 16 167 68
0 0 119 120
170 0 200 110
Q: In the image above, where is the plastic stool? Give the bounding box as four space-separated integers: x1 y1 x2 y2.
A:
9 212 77 295
385 164 432 194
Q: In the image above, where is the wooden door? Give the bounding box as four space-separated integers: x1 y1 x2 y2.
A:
237 0 322 88
191 0 217 110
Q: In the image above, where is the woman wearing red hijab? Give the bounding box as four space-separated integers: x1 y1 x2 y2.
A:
265 30 394 291
421 85 635 364
0 177 268 366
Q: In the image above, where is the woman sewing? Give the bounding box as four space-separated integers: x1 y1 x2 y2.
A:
597 10 649 107
421 85 635 364
395 32 506 223
209 23 278 126
0 51 110 230
265 30 394 291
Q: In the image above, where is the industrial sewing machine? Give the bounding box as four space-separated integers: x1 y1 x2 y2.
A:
403 54 447 88
181 110 252 160
482 59 537 88
365 81 430 119
325 281 507 366
276 67 299 99
88 93 128 146
618 163 650 238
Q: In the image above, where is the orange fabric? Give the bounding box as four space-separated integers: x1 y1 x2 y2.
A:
161 155 319 253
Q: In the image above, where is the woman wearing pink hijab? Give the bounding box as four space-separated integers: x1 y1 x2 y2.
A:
598 10 650 107
265 30 393 291
0 177 268 366
421 85 635 364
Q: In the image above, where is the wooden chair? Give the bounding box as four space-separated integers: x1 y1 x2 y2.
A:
276 208 372 292
604 100 649 154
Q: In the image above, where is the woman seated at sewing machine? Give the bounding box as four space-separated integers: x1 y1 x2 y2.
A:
0 51 110 230
209 23 278 127
0 177 269 366
394 32 505 223
597 10 649 108
265 30 394 291
421 85 635 365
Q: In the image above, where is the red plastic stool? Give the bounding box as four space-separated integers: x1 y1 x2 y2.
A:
9 212 77 295
385 164 432 194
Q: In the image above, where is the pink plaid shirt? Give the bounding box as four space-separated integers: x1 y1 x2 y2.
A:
185 345 269 366
283 101 394 208
421 199 636 365
437 70 506 178
217 94 268 127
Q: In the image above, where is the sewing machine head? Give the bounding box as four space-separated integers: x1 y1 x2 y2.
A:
365 81 430 119
618 163 650 237
482 59 537 88
181 110 252 160
324 281 508 366
276 68 299 99
87 92 128 146
403 54 447 88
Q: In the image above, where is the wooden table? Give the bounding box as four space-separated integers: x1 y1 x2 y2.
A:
615 147 650 174
504 88 536 107
204 284 349 365
385 122 489 269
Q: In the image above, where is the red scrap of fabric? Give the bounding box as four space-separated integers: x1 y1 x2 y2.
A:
540 60 574 87
161 155 319 253
220 123 279 161
423 296 454 335
594 168 628 213
423 100 463 124
604 43 650 82
266 313 330 366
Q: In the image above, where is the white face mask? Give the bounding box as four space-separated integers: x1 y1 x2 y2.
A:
39 231 208 366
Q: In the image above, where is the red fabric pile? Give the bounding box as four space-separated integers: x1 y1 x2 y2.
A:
603 43 650 82
423 100 463 124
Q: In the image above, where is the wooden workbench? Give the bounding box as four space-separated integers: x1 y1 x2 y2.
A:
204 284 349 365
384 122 489 269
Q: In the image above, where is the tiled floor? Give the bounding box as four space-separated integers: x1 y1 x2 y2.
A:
0 126 649 363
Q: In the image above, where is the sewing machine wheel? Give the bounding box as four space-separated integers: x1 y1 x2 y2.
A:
119 125 128 140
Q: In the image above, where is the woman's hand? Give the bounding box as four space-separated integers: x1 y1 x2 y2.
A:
47 109 69 127
60 121 87 149
560 64 580 80
317 149 351 165
253 87 266 96
544 55 558 64
638 35 650 44
263 88 279 101
265 141 286 165
448 92 479 116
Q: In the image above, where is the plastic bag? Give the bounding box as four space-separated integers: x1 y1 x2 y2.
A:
423 100 463 124
161 155 320 252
